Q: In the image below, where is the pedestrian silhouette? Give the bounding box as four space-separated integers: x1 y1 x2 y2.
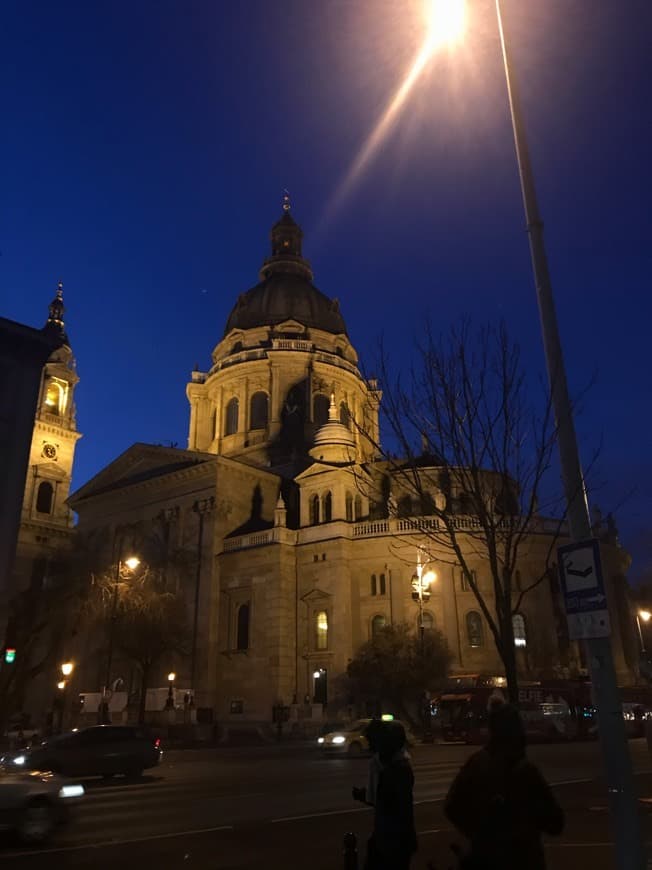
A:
444 696 564 869
353 719 417 869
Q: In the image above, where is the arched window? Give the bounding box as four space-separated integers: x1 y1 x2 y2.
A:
211 409 217 439
44 381 63 415
354 495 362 521
371 574 377 596
346 493 353 522
250 392 269 430
315 610 328 650
421 612 435 631
236 603 250 650
310 494 320 525
371 615 386 637
323 491 332 523
340 401 351 429
513 613 527 648
313 394 330 426
36 481 54 514
466 611 483 648
225 398 239 436
379 573 386 595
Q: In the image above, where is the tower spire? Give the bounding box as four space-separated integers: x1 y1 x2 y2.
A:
44 280 68 343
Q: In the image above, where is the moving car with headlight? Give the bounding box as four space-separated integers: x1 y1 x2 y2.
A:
8 725 162 779
0 768 84 844
318 717 404 755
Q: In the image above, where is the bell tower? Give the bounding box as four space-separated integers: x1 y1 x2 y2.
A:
14 282 82 587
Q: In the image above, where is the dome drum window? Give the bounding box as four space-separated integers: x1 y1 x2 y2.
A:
225 398 239 436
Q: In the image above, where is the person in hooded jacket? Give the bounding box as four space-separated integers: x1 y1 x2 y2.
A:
353 720 417 870
444 696 564 870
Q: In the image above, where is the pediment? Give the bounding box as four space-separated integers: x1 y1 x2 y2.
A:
69 442 215 506
301 587 332 603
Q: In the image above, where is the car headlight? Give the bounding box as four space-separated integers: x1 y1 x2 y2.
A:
59 784 85 799
332 735 346 745
13 755 26 766
317 737 324 744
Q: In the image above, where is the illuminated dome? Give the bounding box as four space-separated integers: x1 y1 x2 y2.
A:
224 200 348 337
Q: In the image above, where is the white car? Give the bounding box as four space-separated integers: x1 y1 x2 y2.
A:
0 768 84 844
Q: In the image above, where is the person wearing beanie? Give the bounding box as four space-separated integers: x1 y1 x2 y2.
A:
444 696 564 869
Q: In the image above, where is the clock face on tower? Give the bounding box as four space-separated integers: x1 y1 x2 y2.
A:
42 443 58 460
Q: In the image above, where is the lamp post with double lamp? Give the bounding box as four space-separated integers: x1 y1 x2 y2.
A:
411 551 436 741
636 610 651 654
414 2 643 863
101 555 140 724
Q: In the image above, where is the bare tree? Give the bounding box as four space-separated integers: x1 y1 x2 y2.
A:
355 320 565 703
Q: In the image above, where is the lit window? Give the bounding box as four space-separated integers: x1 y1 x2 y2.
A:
315 611 328 650
36 481 54 514
44 381 64 415
466 611 483 648
371 614 386 637
513 613 527 648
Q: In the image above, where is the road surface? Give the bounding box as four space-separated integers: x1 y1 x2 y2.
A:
3 739 652 869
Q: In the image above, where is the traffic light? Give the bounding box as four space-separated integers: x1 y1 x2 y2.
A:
4 647 16 664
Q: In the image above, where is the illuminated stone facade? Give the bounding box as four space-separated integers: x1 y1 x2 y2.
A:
12 284 81 593
69 205 637 724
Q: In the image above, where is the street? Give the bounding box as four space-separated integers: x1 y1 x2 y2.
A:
2 739 652 869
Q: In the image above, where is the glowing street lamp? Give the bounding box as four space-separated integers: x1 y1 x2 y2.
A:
412 550 437 650
57 680 66 691
636 610 651 653
423 0 466 54
61 662 74 678
166 671 176 710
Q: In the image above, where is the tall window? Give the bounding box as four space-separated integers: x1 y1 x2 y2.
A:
461 569 476 592
340 402 351 429
346 493 353 522
466 611 483 648
250 392 269 430
421 612 435 631
225 397 239 435
397 496 412 518
371 614 386 637
212 409 217 439
371 574 377 596
313 394 330 426
36 481 53 514
513 613 527 648
310 494 320 525
379 573 386 595
323 491 332 523
315 610 328 650
354 495 362 520
236 603 250 650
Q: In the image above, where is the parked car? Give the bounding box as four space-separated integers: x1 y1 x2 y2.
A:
0 768 84 844
318 718 409 755
6 725 162 779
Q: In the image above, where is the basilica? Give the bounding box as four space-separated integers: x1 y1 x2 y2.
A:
46 200 637 725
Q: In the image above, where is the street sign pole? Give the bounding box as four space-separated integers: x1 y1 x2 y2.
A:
496 3 644 867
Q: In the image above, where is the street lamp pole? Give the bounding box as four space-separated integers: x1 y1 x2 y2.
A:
636 610 651 654
102 555 139 724
494 3 643 866
190 497 214 700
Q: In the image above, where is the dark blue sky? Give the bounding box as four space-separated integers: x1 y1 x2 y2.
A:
2 1 650 578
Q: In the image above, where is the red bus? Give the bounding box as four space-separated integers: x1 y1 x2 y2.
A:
432 676 597 743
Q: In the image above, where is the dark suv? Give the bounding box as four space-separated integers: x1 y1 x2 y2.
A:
12 725 162 779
